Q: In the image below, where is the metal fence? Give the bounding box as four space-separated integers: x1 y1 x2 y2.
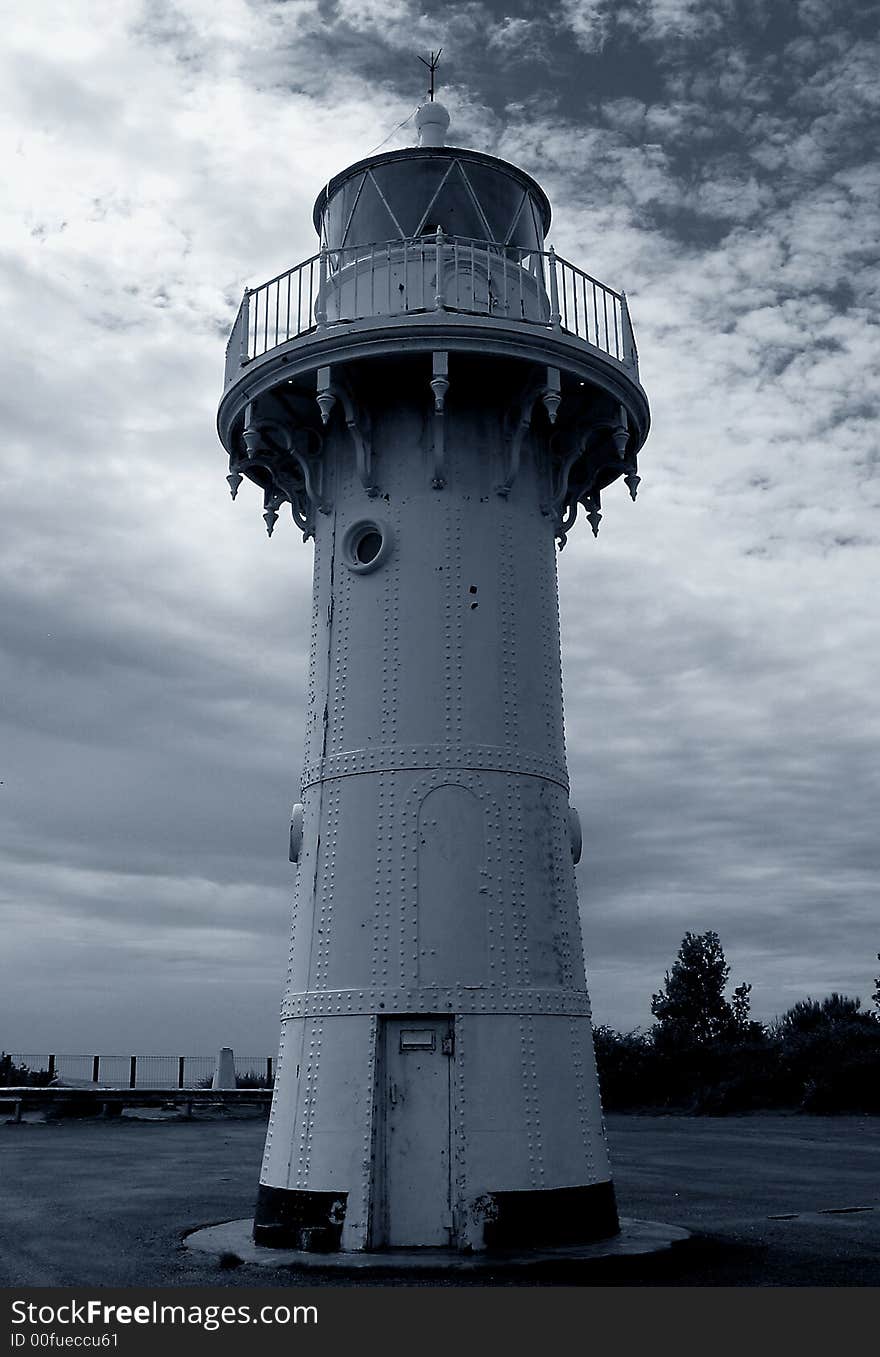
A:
224 233 638 385
6 1053 274 1090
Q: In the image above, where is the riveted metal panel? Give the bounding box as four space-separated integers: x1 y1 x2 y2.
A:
318 774 384 992
417 784 487 986
453 1014 531 1191
518 777 581 988
346 1012 378 1251
298 1016 375 1196
260 1018 303 1188
285 800 316 997
531 1014 610 1186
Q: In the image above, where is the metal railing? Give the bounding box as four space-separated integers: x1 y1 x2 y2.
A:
224 233 638 385
1 1088 272 1122
5 1053 274 1090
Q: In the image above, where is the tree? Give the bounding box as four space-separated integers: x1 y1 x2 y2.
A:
773 992 880 1113
651 930 741 1047
775 993 869 1036
873 954 879 1014
731 981 753 1030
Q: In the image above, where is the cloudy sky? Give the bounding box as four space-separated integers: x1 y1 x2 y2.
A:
2 0 877 1058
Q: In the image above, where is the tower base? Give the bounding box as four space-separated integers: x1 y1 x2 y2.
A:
252 1181 620 1252
184 1216 690 1273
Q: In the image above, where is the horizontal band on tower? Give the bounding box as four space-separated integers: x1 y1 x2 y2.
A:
302 743 569 792
280 985 593 1019
482 1181 620 1248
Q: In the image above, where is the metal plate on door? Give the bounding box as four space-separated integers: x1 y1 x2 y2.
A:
399 1029 436 1051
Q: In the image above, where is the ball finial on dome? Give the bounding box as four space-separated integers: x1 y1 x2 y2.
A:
415 100 450 147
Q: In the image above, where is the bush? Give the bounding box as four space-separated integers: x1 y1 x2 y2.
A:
236 1069 274 1089
0 1053 52 1087
593 1027 658 1110
773 999 880 1113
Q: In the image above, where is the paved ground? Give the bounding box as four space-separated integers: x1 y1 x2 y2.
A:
1 1110 878 1286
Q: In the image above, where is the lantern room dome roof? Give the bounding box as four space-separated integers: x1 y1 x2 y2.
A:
415 100 451 146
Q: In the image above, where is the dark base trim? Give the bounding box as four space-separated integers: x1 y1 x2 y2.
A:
253 1185 347 1251
481 1181 619 1248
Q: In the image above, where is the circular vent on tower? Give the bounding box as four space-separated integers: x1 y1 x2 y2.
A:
343 519 393 574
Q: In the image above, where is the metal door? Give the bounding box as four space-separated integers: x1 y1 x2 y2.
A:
378 1017 453 1247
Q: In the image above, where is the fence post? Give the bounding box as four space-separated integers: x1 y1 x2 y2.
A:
620 290 639 371
92 1055 100 1084
315 249 328 326
434 226 445 310
239 288 251 367
548 247 562 329
129 1056 137 1089
47 1054 55 1081
266 1056 273 1083
178 1056 185 1090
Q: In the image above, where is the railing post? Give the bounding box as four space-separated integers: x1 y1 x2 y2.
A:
548 246 562 329
178 1056 185 1090
239 288 250 367
315 248 328 326
129 1055 137 1089
434 226 445 310
92 1055 100 1084
266 1056 273 1083
620 290 639 372
47 1054 55 1081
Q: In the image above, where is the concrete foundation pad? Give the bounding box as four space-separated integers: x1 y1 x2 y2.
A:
184 1217 691 1272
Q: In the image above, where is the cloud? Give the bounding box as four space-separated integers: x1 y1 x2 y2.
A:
557 0 612 52
2 0 878 1054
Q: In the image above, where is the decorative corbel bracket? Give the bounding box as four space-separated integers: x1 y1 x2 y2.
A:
546 428 589 520
238 400 328 538
610 403 629 460
262 486 285 537
496 368 564 498
430 351 449 413
585 490 602 538
496 380 541 497
430 352 449 489
546 419 616 545
316 366 377 496
542 366 562 425
624 457 641 501
610 406 641 501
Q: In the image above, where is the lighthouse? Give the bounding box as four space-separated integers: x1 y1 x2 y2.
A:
217 89 649 1255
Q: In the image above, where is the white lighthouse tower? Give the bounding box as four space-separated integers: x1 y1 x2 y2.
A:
217 90 649 1254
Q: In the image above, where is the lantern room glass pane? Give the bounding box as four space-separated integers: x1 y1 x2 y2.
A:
320 154 548 253
459 165 544 250
365 159 454 238
322 172 365 251
420 161 491 240
343 172 403 247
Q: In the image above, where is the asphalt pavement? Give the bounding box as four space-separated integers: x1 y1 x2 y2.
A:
1 1110 877 1286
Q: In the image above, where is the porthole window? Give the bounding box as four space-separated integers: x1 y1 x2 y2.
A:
355 530 382 564
343 519 393 574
